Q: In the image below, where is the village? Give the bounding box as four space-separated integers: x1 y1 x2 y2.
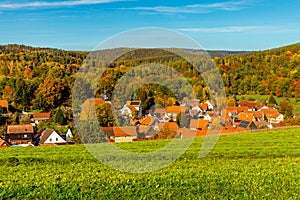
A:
0 96 285 147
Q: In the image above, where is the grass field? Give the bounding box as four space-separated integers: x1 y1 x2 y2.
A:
1 129 300 199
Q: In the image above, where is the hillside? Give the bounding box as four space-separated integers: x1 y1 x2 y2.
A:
0 43 299 114
215 43 300 98
0 129 299 199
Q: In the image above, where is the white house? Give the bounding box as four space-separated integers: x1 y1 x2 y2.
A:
120 101 142 117
39 129 67 145
204 100 214 110
66 129 73 142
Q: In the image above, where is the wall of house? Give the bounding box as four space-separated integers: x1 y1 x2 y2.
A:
44 132 66 144
114 136 136 143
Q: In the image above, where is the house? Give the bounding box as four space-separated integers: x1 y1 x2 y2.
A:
189 119 209 136
66 129 73 142
239 102 256 111
203 114 212 122
204 100 214 110
199 103 208 112
238 120 257 130
0 136 10 147
263 109 284 124
178 128 196 138
257 105 269 111
237 113 254 122
32 112 50 124
140 116 159 126
113 126 138 143
166 106 187 121
120 101 142 118
137 125 158 139
153 108 169 122
250 111 264 121
189 119 209 130
39 129 67 146
0 100 8 113
6 124 34 145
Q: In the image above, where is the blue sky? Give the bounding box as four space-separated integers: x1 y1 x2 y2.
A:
0 0 299 50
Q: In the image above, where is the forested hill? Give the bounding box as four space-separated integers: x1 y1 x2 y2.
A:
214 43 300 98
0 43 299 113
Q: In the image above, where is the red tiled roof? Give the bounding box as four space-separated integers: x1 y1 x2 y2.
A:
154 108 167 114
190 119 209 129
263 109 280 118
140 116 156 125
237 106 249 113
157 122 179 132
238 113 254 121
179 128 196 138
102 127 114 137
7 124 34 134
200 103 208 111
33 112 50 119
0 100 8 108
113 126 137 137
250 111 264 119
166 106 186 113
239 102 256 108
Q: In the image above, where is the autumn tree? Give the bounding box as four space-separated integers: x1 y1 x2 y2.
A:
96 103 116 127
36 76 69 109
279 99 293 119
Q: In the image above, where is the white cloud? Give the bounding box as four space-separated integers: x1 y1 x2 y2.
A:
177 26 266 33
0 0 127 9
121 0 259 14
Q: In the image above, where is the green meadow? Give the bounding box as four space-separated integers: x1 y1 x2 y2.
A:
0 129 300 199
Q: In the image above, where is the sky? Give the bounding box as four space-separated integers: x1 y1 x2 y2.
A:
0 0 299 51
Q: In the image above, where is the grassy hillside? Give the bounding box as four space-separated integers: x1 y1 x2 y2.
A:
0 129 300 199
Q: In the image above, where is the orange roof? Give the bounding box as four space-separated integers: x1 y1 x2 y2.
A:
127 105 138 112
179 128 196 138
113 126 137 137
102 127 114 137
0 100 8 108
7 124 34 134
166 106 186 113
250 111 264 119
33 112 50 119
157 122 179 132
81 98 104 107
263 109 280 118
239 102 256 108
190 119 209 129
200 103 208 111
154 108 167 114
237 106 249 113
140 116 156 125
238 113 254 121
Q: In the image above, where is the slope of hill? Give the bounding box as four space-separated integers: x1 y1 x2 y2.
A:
0 128 299 199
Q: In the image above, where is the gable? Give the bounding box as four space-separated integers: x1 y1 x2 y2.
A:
43 131 66 144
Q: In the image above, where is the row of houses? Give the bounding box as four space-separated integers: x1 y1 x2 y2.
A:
0 124 74 147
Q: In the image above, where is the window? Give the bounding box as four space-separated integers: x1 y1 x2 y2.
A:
50 138 52 142
56 138 58 141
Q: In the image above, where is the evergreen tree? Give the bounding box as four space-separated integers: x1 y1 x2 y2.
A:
54 107 66 125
